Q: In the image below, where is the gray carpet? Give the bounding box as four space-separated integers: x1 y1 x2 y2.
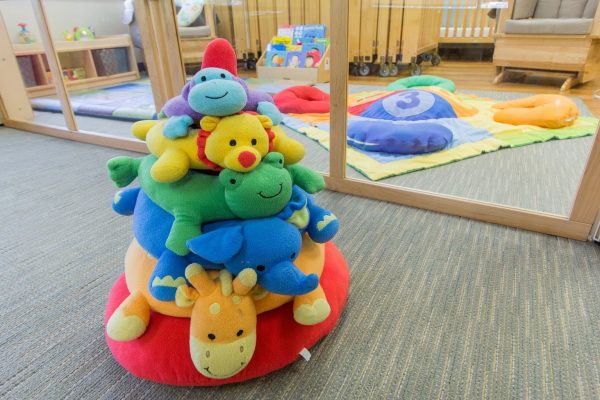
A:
1 127 600 399
30 86 598 216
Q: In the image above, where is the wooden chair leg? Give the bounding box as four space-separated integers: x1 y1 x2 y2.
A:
560 76 576 92
493 69 506 84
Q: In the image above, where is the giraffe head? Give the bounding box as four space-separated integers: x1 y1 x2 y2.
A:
176 264 258 379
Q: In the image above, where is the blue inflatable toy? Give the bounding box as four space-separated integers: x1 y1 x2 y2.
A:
359 90 457 121
347 120 454 155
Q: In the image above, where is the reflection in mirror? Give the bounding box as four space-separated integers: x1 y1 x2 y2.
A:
337 0 598 216
0 0 68 129
199 0 332 175
36 0 152 139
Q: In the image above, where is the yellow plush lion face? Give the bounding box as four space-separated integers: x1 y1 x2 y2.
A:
200 113 273 172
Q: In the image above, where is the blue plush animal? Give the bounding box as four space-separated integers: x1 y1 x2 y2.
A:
112 187 323 300
187 218 319 296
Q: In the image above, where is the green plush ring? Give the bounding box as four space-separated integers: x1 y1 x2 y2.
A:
387 75 456 93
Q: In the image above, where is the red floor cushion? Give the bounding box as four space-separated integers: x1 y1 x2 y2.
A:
273 86 331 114
104 241 349 386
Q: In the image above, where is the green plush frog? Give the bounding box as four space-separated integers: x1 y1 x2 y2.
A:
107 152 324 255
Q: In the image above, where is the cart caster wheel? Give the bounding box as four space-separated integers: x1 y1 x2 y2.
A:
389 63 399 76
350 63 359 76
358 63 370 76
416 55 424 65
431 54 441 66
410 63 422 76
378 63 390 77
246 59 257 70
421 53 432 63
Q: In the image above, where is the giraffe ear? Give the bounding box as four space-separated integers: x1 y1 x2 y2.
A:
175 284 199 308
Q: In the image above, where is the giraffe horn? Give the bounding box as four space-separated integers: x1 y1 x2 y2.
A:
233 269 257 296
185 264 216 296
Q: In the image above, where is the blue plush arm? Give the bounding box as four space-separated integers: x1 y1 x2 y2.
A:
112 187 141 216
257 101 283 125
305 193 339 243
163 115 194 139
148 250 190 301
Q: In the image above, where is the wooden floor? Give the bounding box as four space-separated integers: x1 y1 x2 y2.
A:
241 60 600 117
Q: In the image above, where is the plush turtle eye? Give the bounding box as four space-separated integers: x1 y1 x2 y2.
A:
208 333 216 340
236 329 244 336
220 73 226 78
200 76 207 82
229 139 237 146
290 252 296 259
251 138 257 146
278 159 283 164
229 178 237 185
256 265 265 272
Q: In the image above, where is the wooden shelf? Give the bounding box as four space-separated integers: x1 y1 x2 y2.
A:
25 71 140 97
13 35 139 98
13 35 134 54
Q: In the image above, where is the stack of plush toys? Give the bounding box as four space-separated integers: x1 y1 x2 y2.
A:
104 39 349 385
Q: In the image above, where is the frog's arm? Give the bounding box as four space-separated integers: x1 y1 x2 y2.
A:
257 101 283 125
150 147 191 183
286 164 325 194
107 156 143 188
166 212 202 256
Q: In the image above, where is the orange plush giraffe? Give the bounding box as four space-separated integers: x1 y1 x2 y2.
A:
106 235 330 378
175 265 258 379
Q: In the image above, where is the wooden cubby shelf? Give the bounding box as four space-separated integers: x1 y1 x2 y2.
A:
13 34 139 98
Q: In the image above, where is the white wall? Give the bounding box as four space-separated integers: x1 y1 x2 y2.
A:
0 0 128 44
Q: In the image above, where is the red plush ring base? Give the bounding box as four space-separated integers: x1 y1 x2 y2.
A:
104 242 349 386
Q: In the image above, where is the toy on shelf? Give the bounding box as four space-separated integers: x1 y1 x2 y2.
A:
263 25 328 69
62 67 86 81
17 23 35 44
63 26 95 41
257 25 330 83
103 39 348 385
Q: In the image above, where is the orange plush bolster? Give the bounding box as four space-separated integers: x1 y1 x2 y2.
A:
492 94 579 129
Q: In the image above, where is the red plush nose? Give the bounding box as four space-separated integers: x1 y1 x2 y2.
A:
238 151 257 168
